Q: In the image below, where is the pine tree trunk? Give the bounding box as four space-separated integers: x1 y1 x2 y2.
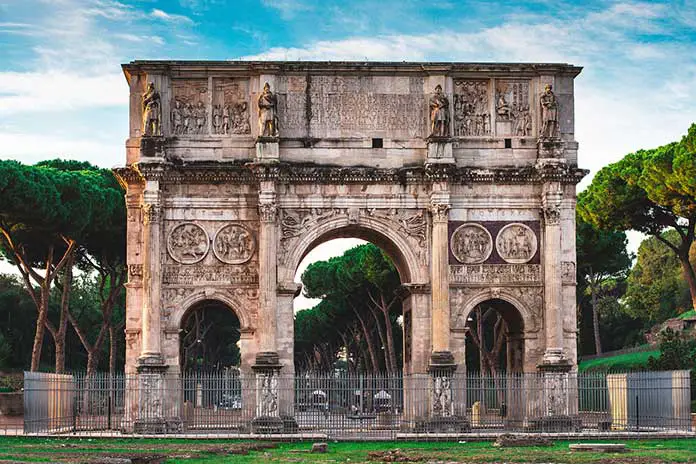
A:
679 253 696 311
590 280 603 355
30 286 51 372
379 295 398 375
55 257 74 374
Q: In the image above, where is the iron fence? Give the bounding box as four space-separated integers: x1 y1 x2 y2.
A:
18 370 692 438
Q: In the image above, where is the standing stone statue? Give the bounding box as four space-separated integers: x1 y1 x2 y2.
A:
539 84 559 138
171 99 183 135
429 85 450 138
142 82 161 136
258 82 278 137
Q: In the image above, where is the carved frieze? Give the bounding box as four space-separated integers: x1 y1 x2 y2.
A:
495 80 531 136
506 286 542 332
453 80 490 137
162 287 197 307
167 223 210 264
213 224 255 264
212 78 250 135
449 264 541 284
171 79 208 136
365 208 427 246
450 223 492 264
495 223 538 264
308 76 425 137
163 264 258 285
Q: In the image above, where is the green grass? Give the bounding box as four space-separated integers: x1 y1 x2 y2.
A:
0 437 695 463
578 349 660 373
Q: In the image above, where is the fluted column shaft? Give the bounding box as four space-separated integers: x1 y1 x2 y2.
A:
140 182 163 363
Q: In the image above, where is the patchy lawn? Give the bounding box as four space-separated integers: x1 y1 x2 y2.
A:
0 437 695 463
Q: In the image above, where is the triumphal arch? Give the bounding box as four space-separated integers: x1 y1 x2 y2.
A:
116 60 586 432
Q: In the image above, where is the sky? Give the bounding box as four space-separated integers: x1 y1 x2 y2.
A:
1 0 695 309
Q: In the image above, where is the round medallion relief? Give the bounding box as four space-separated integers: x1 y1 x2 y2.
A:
213 224 256 264
450 223 493 264
167 223 210 264
495 223 538 264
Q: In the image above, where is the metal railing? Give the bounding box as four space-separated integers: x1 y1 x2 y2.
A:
18 370 692 438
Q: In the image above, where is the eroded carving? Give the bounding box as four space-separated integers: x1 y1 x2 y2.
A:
162 287 196 307
213 224 255 264
429 85 450 137
366 209 427 246
142 82 161 137
171 80 208 135
495 80 531 136
258 82 279 137
257 372 279 416
163 264 258 285
213 78 250 135
495 223 538 264
539 84 559 138
167 223 209 264
453 80 490 136
450 223 492 264
449 264 541 284
506 286 542 332
432 376 452 417
561 261 576 284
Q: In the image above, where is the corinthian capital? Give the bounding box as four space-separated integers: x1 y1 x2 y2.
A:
259 203 278 223
542 205 561 225
430 202 450 223
142 203 162 225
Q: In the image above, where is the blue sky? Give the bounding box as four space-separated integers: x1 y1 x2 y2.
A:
1 0 695 307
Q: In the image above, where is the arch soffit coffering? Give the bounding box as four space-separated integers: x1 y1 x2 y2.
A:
170 289 253 332
451 287 535 333
280 214 428 284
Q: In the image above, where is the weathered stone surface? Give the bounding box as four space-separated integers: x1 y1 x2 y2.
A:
493 433 552 447
117 61 585 428
310 442 328 453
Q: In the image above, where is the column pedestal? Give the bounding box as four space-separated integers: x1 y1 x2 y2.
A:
419 352 470 433
528 363 580 432
132 364 182 433
250 352 297 434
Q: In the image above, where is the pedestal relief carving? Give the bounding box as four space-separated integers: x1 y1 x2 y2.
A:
495 223 538 264
213 224 255 264
450 223 492 264
213 78 250 135
561 261 576 284
453 80 490 137
167 223 210 264
171 80 208 136
450 264 541 284
495 80 531 137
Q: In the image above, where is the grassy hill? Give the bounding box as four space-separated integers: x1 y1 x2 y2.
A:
578 347 660 373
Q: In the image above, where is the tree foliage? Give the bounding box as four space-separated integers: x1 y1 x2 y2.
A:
575 213 632 354
578 124 696 311
298 243 403 373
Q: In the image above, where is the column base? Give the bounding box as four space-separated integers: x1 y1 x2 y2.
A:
538 349 572 371
252 351 285 432
136 353 165 371
414 415 471 433
428 351 456 372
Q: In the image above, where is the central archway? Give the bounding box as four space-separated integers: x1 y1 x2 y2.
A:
276 215 431 376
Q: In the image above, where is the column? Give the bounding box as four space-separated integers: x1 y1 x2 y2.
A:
429 194 452 362
540 182 568 367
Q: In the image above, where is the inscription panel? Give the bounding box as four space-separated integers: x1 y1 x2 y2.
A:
449 264 541 284
163 264 258 285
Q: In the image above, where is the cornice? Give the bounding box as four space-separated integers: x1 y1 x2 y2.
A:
113 161 588 185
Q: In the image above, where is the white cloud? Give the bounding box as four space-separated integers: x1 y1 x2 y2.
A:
0 132 122 168
261 0 312 20
0 71 126 116
150 8 194 25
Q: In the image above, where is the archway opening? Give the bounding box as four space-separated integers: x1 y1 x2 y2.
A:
465 298 524 375
293 238 407 376
179 299 241 374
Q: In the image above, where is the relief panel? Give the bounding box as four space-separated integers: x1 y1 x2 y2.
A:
453 80 491 137
494 80 531 137
450 223 493 264
167 223 210 264
212 78 250 135
495 223 538 264
171 79 208 136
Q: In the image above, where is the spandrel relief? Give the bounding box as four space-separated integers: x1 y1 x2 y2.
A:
453 80 490 137
167 223 210 264
171 80 208 136
495 223 538 264
213 78 250 135
450 223 493 264
495 80 531 137
213 224 255 264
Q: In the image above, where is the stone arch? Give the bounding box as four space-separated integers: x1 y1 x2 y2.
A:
278 213 428 285
450 287 537 334
171 289 253 333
